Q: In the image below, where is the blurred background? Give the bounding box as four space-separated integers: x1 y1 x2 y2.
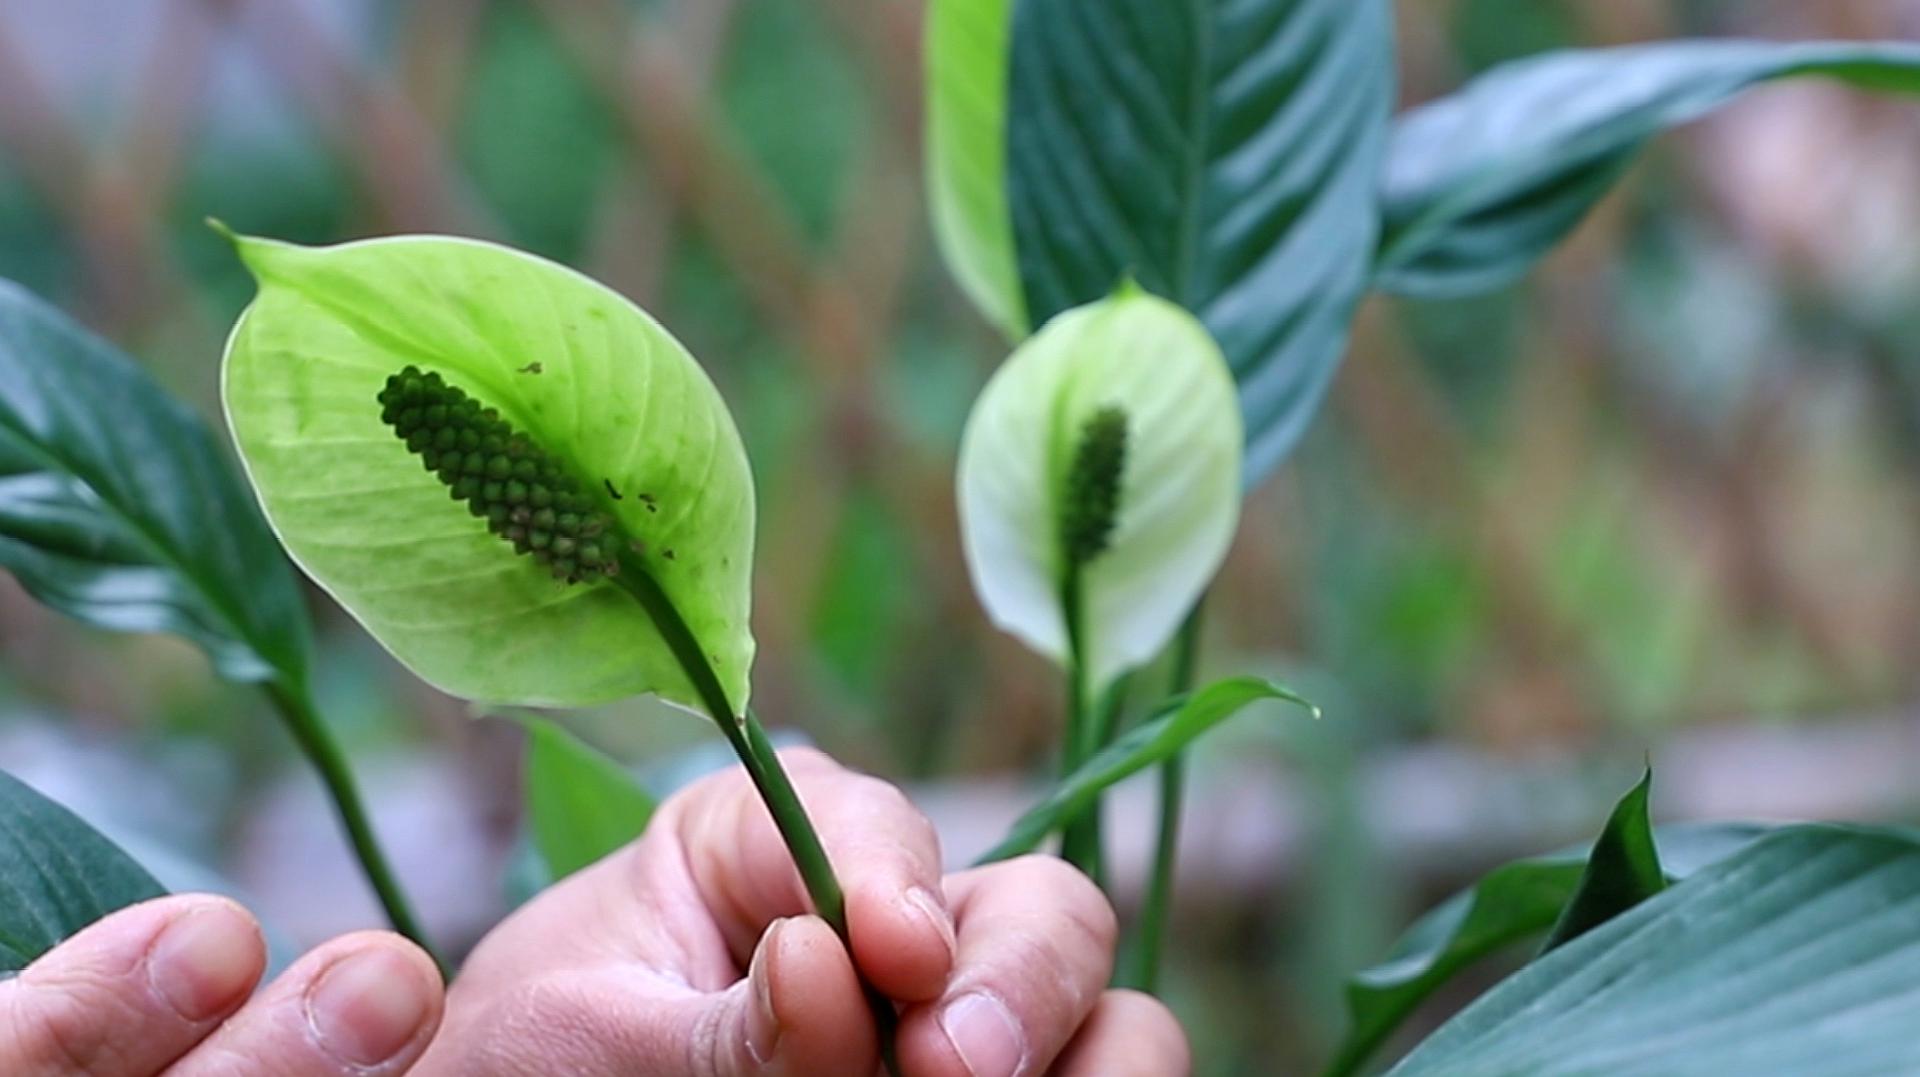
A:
4 0 1920 1072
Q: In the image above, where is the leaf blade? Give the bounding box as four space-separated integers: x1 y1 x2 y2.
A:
524 718 658 882
926 0 1024 338
976 676 1315 865
0 279 311 684
1376 40 1920 297
1539 768 1664 953
1005 0 1394 483
1326 821 1771 1077
1387 824 1920 1075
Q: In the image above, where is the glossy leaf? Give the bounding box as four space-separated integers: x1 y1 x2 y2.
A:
1328 822 1769 1077
956 290 1241 697
1388 825 1920 1076
524 718 658 882
0 278 310 683
221 232 756 711
0 769 166 973
1540 769 1663 952
1005 0 1393 483
926 0 1023 338
1376 40 1920 297
976 676 1315 864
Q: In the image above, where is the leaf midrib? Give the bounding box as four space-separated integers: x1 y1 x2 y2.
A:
1170 0 1216 309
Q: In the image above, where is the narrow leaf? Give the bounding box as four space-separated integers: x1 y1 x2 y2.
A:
1005 0 1394 483
0 279 310 683
926 0 1023 338
0 769 166 973
524 718 658 882
976 676 1315 864
956 290 1242 698
220 232 756 712
1376 40 1920 297
1388 825 1920 1075
1327 822 1770 1077
1540 769 1663 953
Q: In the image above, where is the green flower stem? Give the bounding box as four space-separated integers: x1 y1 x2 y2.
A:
262 680 445 975
1119 601 1205 992
613 556 901 1075
1057 566 1105 886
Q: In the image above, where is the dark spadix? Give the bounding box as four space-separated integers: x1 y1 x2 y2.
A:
379 365 619 584
1060 405 1128 567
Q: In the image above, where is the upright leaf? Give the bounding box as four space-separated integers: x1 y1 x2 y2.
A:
957 290 1242 697
977 676 1315 864
926 0 1023 338
1376 40 1920 297
1005 0 1393 483
221 232 756 712
0 770 166 973
0 279 310 683
1389 825 1920 1076
1539 769 1663 953
524 718 658 882
1326 816 1765 1076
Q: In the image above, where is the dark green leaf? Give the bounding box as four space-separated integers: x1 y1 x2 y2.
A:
976 676 1315 865
1539 768 1663 952
1326 822 1768 1077
524 718 657 882
1005 0 1394 484
0 769 166 973
1376 40 1920 297
0 279 310 683
1388 824 1920 1076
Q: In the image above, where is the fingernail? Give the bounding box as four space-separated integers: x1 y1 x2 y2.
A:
904 886 956 962
306 948 435 1066
745 919 784 1064
940 991 1026 1077
147 902 262 1021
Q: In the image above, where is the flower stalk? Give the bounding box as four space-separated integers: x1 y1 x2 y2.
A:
262 680 445 975
1057 406 1129 883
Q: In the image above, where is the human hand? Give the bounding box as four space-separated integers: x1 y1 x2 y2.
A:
0 894 443 1076
417 747 1189 1075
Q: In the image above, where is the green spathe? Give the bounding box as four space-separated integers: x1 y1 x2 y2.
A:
221 232 755 712
957 289 1242 697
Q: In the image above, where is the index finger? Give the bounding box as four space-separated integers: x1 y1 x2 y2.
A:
663 748 957 1003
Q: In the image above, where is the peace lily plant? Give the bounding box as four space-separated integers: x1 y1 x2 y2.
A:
217 228 903 1066
9 2 1920 1074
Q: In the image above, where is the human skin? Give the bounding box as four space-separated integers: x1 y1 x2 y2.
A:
0 748 1189 1076
0 894 443 1076
415 747 1189 1076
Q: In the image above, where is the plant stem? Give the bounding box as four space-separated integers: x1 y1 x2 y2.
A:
1119 601 1205 992
262 680 444 975
614 558 900 1074
1058 566 1105 885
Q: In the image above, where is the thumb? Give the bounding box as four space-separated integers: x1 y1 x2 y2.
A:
0 895 265 1076
691 915 879 1077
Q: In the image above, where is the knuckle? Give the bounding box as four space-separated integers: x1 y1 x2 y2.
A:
843 774 915 821
1009 855 1119 947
